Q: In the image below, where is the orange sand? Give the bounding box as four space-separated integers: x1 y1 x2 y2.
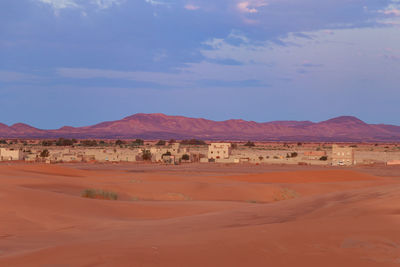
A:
0 163 399 266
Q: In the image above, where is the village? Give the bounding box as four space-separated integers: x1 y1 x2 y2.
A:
0 138 400 166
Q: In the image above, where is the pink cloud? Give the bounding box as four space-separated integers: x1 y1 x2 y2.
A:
237 0 268 14
382 9 400 16
185 4 200 10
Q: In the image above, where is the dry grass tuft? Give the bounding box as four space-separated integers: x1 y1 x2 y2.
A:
81 189 118 200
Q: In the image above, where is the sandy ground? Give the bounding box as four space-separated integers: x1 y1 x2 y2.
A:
0 163 399 266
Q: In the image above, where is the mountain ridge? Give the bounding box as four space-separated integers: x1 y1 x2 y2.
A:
0 113 400 142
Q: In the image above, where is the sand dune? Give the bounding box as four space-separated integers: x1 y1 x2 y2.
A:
0 164 399 266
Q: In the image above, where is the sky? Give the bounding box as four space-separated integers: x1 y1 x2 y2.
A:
1 0 400 129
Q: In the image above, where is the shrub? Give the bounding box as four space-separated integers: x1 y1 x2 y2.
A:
142 149 152 161
182 154 190 160
0 140 7 144
115 139 125 145
319 156 328 161
156 140 166 146
180 139 206 145
162 151 172 157
81 189 118 200
40 149 49 158
81 140 98 146
56 138 74 146
244 141 255 147
42 140 54 146
132 139 144 146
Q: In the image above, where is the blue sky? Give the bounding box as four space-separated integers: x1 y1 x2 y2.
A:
1 0 400 129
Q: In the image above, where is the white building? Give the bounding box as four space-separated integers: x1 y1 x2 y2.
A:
0 148 24 161
332 145 354 166
208 143 232 161
150 143 189 163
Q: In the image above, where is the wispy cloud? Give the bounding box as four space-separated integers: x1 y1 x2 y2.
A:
237 0 268 14
35 0 124 14
0 71 40 82
185 4 200 10
381 8 400 16
145 0 171 6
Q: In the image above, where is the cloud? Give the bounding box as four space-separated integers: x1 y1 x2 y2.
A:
35 0 124 13
185 4 199 10
0 71 40 82
381 9 400 16
91 0 124 9
237 0 268 14
36 0 80 10
145 0 171 6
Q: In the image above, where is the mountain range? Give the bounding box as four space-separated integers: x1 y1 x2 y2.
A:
1 113 400 142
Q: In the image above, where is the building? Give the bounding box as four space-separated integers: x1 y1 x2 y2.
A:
332 145 354 166
0 148 24 161
387 160 400 166
150 143 189 163
208 143 231 161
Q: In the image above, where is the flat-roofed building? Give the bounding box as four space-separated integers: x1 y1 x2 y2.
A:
0 148 24 161
332 145 354 166
208 143 231 161
387 160 400 166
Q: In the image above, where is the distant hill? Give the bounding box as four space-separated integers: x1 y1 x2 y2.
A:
1 113 400 142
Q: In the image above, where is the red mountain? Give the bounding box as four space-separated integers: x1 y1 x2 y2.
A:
1 113 400 142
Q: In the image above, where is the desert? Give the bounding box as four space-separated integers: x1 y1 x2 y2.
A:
1 162 400 266
3 0 400 266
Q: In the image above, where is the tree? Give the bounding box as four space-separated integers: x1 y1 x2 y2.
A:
142 149 152 161
132 139 144 146
56 138 74 146
42 140 54 146
182 154 190 161
180 139 206 145
81 140 98 146
156 140 166 146
40 149 49 158
244 141 255 147
319 156 328 161
115 139 125 146
169 139 176 144
162 151 172 157
0 140 7 144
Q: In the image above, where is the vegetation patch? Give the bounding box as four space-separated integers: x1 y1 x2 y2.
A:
81 189 118 200
273 188 299 201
